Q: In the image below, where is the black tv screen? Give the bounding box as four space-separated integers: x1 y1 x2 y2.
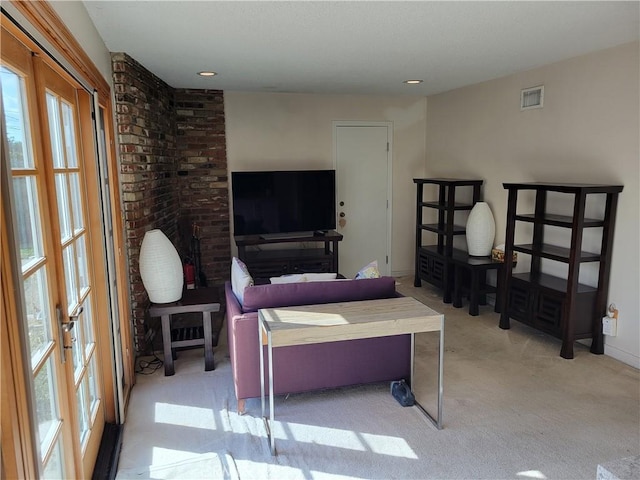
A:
231 170 336 237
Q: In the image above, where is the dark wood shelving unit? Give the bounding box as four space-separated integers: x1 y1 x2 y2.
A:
499 182 623 359
414 178 483 304
235 230 343 279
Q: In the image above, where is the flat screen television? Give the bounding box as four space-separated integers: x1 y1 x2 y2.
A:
231 170 336 238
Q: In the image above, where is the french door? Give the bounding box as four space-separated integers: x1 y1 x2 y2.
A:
1 24 108 478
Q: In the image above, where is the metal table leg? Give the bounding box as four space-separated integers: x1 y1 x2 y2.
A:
259 314 276 455
413 318 444 429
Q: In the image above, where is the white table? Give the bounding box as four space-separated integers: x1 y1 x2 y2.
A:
258 296 444 455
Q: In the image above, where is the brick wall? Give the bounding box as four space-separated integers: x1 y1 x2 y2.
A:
175 89 231 288
111 54 229 352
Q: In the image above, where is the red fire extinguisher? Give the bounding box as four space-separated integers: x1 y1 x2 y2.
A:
184 261 195 290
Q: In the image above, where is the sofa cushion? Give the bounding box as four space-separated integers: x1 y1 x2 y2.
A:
241 275 396 313
269 272 338 284
231 257 253 305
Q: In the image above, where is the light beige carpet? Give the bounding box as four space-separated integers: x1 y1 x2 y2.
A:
116 278 639 479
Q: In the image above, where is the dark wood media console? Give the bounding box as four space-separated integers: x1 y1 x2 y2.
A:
235 230 343 278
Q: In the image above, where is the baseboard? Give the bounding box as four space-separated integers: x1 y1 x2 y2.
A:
391 269 413 278
92 423 123 480
603 343 640 369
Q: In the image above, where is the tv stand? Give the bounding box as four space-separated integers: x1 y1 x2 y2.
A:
235 230 343 278
259 231 314 241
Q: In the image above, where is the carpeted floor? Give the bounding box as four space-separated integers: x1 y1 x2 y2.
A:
116 277 639 479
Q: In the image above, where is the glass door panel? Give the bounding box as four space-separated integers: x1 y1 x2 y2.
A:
22 267 52 363
41 438 64 480
1 65 34 169
2 24 110 478
11 175 44 268
1 50 71 478
42 65 104 467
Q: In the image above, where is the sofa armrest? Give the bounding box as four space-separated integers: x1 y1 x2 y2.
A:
225 282 262 402
225 281 242 320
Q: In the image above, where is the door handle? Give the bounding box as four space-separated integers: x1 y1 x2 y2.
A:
65 306 84 332
56 305 67 363
57 305 83 362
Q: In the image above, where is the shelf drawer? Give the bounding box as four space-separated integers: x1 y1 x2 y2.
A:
507 280 531 322
534 292 564 335
418 249 446 288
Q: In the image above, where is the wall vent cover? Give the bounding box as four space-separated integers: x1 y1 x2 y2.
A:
521 85 544 110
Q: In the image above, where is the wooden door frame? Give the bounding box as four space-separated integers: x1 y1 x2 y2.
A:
332 121 394 275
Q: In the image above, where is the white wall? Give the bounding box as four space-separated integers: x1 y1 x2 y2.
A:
224 92 427 275
43 2 638 366
425 42 639 367
48 0 114 86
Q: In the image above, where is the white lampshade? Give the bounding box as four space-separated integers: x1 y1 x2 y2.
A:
466 202 495 257
139 229 184 303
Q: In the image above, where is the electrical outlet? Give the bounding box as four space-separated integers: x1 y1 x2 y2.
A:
603 316 618 336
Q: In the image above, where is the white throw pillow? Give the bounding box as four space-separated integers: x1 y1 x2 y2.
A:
304 273 338 282
270 274 306 284
231 257 253 304
269 272 338 284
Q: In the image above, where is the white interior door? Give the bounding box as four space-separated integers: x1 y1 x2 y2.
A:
334 123 392 278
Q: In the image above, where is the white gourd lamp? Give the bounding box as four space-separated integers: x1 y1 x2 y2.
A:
139 229 184 303
466 202 496 257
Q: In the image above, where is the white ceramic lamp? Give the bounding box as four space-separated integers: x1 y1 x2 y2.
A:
139 229 184 303
466 202 495 257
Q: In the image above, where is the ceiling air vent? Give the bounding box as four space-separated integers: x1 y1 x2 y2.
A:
521 85 544 110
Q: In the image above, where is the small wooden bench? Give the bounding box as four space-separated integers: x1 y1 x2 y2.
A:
149 287 220 376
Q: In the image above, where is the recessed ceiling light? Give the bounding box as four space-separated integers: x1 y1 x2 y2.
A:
404 79 423 84
198 71 217 77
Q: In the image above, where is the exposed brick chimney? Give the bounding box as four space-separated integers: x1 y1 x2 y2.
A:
111 53 230 352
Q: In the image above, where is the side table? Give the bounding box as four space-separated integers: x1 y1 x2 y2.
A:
449 250 507 316
149 287 221 376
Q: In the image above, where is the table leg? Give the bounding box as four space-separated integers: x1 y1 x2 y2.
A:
161 314 175 376
202 311 215 371
259 317 276 455
437 317 444 428
260 319 265 418
443 262 453 304
479 270 488 306
469 270 480 316
268 332 275 455
413 324 444 430
452 265 463 308
410 333 415 387
494 266 503 313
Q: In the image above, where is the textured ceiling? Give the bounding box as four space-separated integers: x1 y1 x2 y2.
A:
84 1 639 96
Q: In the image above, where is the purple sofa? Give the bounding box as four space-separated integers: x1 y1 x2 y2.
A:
224 276 411 413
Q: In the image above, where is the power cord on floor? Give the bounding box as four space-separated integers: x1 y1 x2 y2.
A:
135 353 164 375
